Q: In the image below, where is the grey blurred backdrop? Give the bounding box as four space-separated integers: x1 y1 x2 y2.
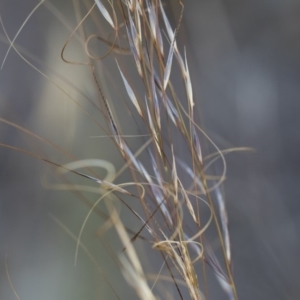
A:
0 0 300 299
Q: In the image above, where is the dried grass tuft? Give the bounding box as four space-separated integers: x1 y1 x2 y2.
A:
0 0 251 299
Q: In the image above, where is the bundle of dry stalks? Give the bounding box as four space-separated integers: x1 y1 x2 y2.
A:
1 0 241 299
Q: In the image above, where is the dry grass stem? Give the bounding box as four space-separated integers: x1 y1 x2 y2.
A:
0 0 245 299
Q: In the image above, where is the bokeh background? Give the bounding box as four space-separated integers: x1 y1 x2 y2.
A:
0 0 300 299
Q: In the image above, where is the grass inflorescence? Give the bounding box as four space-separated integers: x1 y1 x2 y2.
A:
0 0 246 299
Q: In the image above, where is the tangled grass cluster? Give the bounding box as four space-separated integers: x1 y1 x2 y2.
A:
0 0 245 299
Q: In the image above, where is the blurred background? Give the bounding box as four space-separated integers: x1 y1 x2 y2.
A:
0 0 300 299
